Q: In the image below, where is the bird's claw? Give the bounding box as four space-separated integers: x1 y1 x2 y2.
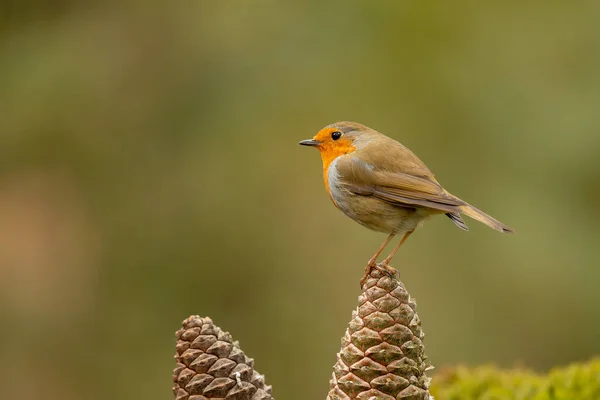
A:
380 262 397 275
361 262 396 287
361 262 374 287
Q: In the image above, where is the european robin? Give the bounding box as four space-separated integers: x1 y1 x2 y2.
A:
299 121 514 286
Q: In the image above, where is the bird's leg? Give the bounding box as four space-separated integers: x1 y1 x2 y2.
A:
380 231 414 273
367 233 395 266
361 233 395 286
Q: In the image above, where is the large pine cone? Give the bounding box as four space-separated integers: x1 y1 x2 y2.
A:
173 315 273 400
328 267 433 400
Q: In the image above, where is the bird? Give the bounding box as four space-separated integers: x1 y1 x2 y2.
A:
299 121 514 286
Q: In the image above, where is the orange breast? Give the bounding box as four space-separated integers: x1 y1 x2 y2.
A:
319 139 356 206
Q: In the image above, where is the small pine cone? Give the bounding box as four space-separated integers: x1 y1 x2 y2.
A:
328 267 433 400
173 315 273 400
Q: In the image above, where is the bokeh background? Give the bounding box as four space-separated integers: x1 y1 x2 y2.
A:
1 1 599 399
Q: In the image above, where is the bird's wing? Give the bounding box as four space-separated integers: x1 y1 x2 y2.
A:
336 155 465 213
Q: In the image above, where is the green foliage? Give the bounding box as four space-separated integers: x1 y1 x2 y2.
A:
431 359 600 400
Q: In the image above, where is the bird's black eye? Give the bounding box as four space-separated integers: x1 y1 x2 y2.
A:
331 131 342 140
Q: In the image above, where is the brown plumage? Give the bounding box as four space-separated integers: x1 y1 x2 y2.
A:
300 121 514 286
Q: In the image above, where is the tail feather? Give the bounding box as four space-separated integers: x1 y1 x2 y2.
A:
459 204 514 233
446 212 469 231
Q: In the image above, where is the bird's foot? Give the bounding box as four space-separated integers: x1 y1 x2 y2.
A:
379 262 397 276
360 273 369 288
361 260 377 287
361 262 396 287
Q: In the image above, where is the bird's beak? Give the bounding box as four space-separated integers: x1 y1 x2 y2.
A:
299 139 320 147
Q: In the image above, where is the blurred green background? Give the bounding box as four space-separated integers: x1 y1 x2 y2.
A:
1 1 599 399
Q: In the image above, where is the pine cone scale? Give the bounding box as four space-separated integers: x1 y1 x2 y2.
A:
327 268 432 399
173 316 273 399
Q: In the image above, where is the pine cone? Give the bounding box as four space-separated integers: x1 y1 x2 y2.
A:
328 267 433 400
173 315 273 400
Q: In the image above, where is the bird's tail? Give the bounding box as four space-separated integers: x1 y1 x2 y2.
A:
459 203 514 233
